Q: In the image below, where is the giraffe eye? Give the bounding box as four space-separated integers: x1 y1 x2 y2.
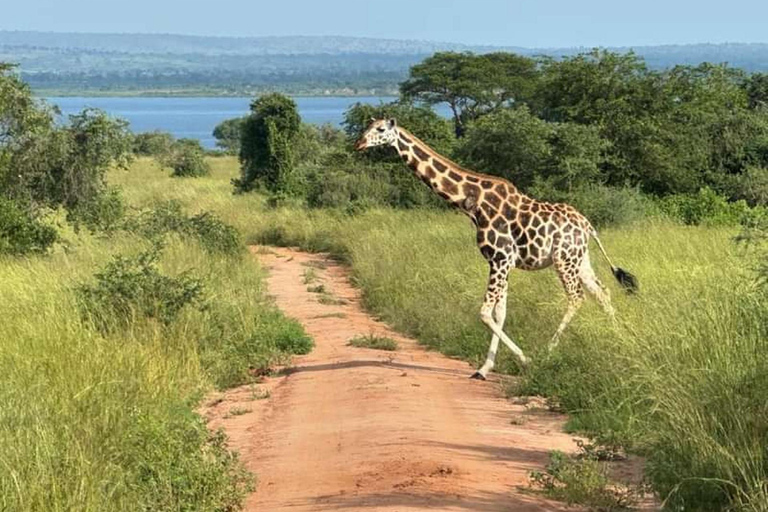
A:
376 127 385 133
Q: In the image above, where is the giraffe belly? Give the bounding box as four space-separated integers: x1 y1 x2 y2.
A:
516 253 553 270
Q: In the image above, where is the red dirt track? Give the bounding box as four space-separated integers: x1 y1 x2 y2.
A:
202 247 650 511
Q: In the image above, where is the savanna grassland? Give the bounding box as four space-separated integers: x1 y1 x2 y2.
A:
113 156 767 511
0 158 312 512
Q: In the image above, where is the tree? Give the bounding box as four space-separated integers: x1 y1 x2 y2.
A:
400 52 538 137
0 64 132 248
212 117 247 154
343 100 455 157
745 73 768 110
455 107 553 188
235 93 301 193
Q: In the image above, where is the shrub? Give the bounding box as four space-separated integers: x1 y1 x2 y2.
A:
67 187 126 233
660 187 766 226
133 130 175 157
76 247 205 331
0 198 58 255
528 181 658 227
162 139 210 177
128 201 243 256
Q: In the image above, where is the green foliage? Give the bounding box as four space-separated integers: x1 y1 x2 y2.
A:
212 116 247 154
343 100 455 156
456 107 608 191
129 201 244 256
528 182 657 228
235 93 301 194
0 197 58 255
659 187 766 226
67 187 126 233
132 130 175 156
529 451 637 510
76 246 205 331
456 106 553 188
0 67 133 239
162 138 210 177
400 51 538 136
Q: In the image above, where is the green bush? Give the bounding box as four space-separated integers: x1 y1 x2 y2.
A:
163 139 210 177
129 201 243 256
67 187 126 233
660 187 766 226
132 130 175 156
0 198 58 255
529 181 658 228
76 247 205 331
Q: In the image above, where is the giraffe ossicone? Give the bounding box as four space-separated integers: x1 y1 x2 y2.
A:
356 119 638 378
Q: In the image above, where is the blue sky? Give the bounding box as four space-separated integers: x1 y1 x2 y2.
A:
3 0 767 47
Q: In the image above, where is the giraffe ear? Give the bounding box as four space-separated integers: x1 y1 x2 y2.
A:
387 118 397 129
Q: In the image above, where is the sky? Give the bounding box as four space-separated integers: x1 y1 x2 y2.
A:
2 0 767 48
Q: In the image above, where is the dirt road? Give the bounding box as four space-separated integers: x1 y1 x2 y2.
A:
205 247 589 511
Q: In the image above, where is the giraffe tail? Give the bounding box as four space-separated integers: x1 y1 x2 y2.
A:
590 228 639 294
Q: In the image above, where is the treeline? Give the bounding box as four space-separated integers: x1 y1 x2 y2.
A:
208 50 768 227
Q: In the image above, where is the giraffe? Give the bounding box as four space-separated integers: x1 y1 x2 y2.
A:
355 118 638 379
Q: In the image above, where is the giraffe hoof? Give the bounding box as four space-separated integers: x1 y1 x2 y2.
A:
469 371 487 381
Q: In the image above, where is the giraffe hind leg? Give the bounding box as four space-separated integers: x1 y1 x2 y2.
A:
580 256 616 319
549 257 585 351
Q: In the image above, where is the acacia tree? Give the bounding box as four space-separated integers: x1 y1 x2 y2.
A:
400 52 538 137
234 93 301 193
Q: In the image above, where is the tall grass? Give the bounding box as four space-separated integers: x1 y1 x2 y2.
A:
110 157 767 510
0 188 309 510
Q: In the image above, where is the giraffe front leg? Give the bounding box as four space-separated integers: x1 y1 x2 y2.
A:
473 262 528 377
471 285 507 380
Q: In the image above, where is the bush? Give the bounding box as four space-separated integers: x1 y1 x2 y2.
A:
528 181 658 228
67 187 126 233
162 139 210 177
133 130 175 156
76 247 205 331
235 93 301 194
212 117 247 154
0 198 58 255
128 201 244 256
660 187 766 226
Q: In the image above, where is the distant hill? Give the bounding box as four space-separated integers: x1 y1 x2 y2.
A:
1 31 767 96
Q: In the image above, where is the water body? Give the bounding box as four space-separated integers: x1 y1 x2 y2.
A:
46 96 410 149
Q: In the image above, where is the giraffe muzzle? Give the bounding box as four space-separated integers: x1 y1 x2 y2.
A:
354 138 367 151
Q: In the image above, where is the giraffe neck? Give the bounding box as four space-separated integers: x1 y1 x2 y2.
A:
393 128 524 213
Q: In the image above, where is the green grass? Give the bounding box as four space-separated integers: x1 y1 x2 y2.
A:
348 334 399 351
0 161 312 511
106 157 768 511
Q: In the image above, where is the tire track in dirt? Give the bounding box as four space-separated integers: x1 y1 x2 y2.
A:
203 246 608 511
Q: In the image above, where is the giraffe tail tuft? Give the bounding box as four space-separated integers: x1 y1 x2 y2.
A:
590 227 639 294
612 267 639 294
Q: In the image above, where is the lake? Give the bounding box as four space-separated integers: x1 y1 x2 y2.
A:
46 96 408 149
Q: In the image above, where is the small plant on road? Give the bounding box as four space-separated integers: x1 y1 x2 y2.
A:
348 334 399 351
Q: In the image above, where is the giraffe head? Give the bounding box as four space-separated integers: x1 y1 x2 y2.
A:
354 118 398 151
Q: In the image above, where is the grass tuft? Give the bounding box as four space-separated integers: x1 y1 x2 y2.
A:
348 334 399 351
